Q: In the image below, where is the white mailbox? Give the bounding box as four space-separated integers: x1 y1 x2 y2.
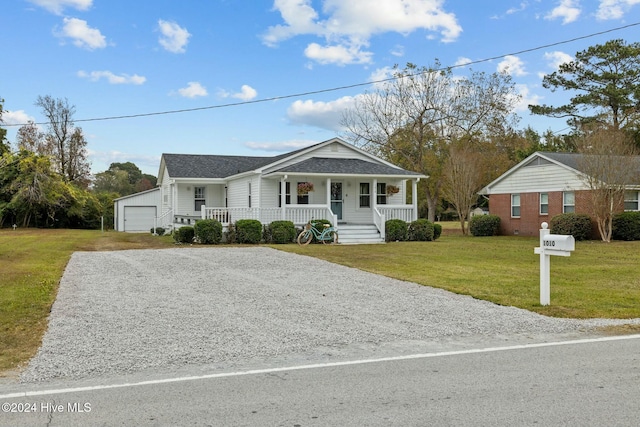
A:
542 234 575 253
534 222 577 306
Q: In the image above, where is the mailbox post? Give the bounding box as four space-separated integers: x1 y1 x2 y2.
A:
533 222 575 306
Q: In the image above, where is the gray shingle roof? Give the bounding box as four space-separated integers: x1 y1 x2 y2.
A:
272 157 423 176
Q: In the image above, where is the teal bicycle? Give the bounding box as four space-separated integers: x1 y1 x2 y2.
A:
297 220 339 245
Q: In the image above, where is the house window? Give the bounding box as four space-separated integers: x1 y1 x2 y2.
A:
278 182 291 207
297 182 310 205
563 191 575 213
248 182 252 208
511 194 520 217
624 191 639 211
540 193 548 215
194 187 205 212
359 183 370 208
376 183 387 205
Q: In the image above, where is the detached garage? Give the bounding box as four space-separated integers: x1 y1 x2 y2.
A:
114 188 161 232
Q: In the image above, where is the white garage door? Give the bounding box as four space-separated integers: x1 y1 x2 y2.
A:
124 206 156 232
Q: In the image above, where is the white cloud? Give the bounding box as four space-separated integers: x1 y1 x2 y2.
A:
287 96 355 131
0 110 35 126
78 70 146 85
513 84 542 112
177 82 208 98
454 56 473 67
543 51 573 70
596 0 640 19
304 42 372 66
58 17 106 50
390 45 405 57
545 0 581 24
263 0 462 65
497 55 527 76
158 20 191 53
219 85 257 101
244 140 318 152
27 0 92 15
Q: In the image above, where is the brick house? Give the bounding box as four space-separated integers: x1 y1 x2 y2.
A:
479 152 640 237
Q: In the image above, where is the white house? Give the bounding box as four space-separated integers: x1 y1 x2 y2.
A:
116 137 427 243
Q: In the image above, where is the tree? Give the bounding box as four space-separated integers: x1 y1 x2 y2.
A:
341 62 520 221
575 127 640 242
92 162 156 196
529 39 640 138
442 144 484 235
0 98 9 155
33 95 91 187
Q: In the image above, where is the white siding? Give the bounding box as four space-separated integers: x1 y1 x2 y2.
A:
227 175 260 208
160 168 172 216
489 164 587 194
114 188 161 231
262 141 378 173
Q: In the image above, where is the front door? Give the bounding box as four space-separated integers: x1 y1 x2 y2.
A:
330 182 343 220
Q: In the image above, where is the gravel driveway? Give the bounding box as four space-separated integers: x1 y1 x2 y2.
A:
20 247 638 382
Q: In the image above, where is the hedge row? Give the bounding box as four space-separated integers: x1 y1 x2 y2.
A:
384 218 441 242
171 219 298 244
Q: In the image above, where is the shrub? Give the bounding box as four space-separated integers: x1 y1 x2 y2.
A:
470 215 501 237
173 226 194 244
550 213 592 241
235 219 263 244
266 220 296 244
385 219 408 242
433 223 442 240
150 227 166 236
612 211 640 241
408 219 435 241
194 219 222 244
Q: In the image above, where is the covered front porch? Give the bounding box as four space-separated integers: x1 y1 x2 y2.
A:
198 175 421 241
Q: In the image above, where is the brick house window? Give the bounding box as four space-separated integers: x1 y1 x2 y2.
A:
563 191 575 213
511 194 520 217
540 193 548 215
624 191 639 211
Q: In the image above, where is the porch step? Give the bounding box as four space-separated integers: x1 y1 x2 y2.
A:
337 224 384 244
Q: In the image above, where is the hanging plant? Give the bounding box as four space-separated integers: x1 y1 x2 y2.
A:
386 184 400 195
297 182 314 194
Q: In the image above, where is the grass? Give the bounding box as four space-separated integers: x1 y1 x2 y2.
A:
0 229 174 376
277 234 640 319
2 225 639 377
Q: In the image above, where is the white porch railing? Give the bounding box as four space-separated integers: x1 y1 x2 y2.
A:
201 206 338 228
378 205 414 222
283 205 337 227
373 208 386 241
155 208 174 231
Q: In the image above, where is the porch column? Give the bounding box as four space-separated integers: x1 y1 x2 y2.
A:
372 178 378 212
281 176 287 220
412 178 419 221
326 177 331 210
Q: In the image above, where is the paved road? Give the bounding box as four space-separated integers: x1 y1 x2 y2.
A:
2 334 639 426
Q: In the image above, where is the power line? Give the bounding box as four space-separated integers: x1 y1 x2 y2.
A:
3 21 639 128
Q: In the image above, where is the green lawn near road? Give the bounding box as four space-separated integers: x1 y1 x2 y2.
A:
1 227 638 377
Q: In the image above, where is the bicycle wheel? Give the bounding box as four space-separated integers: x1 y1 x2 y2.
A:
297 230 313 245
322 230 338 244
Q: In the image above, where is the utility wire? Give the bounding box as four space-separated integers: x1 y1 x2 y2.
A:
3 21 639 127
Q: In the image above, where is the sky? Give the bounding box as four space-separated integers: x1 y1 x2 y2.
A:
2 0 640 176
